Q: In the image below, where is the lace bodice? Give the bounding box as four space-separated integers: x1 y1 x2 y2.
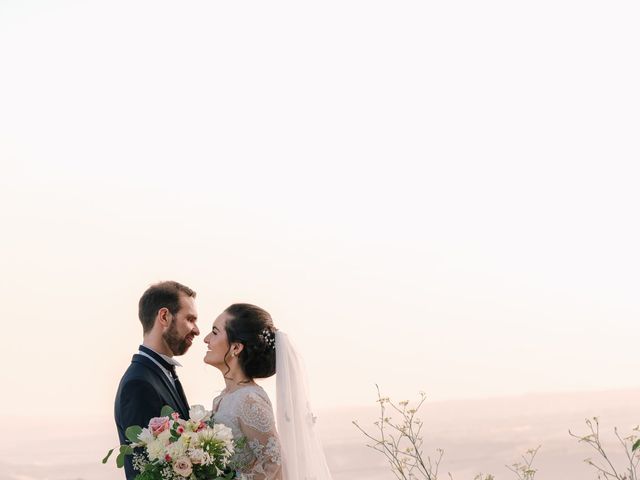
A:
212 385 282 480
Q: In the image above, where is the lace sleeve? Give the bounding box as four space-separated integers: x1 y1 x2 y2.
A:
237 391 283 480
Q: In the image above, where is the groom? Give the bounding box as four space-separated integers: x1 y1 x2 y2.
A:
114 281 200 479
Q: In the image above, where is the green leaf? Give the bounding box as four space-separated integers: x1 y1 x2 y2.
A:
102 448 114 464
125 425 143 443
116 452 125 469
161 405 175 417
120 444 134 455
633 439 640 452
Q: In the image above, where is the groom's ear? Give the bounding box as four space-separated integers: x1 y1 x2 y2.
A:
156 307 171 329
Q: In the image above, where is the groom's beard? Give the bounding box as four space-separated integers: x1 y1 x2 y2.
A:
163 321 192 356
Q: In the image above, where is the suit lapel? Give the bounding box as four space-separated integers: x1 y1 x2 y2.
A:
132 354 190 418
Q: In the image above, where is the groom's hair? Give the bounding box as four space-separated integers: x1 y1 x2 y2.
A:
138 281 196 333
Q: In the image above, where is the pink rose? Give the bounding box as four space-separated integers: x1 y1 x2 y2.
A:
173 457 193 477
149 416 171 435
171 412 180 421
165 453 172 462
177 425 185 434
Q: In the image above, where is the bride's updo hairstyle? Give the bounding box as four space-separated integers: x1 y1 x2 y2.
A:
224 303 277 379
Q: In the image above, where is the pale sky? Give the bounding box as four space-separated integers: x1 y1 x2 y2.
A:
1 1 639 420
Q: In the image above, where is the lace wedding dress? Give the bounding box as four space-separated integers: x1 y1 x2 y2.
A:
211 332 333 480
212 384 283 480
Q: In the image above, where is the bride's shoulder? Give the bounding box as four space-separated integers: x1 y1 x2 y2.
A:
236 385 276 432
211 391 225 412
233 385 275 418
238 384 272 404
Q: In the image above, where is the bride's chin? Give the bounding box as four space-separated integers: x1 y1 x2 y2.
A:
203 354 214 366
203 355 220 368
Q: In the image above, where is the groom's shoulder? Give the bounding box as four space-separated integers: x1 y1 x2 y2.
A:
116 355 163 400
124 353 158 377
120 354 160 381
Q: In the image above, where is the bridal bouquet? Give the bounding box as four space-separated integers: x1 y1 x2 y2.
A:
104 405 240 480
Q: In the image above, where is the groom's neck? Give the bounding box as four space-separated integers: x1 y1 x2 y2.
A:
142 335 173 357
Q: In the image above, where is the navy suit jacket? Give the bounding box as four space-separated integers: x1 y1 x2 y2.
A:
114 354 190 479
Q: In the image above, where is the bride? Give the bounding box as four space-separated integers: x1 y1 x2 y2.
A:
203 303 333 480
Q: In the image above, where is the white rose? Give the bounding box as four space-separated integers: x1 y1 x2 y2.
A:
212 423 234 443
189 405 211 423
172 456 193 477
137 427 155 445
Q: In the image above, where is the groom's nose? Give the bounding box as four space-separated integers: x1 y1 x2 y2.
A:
193 324 200 336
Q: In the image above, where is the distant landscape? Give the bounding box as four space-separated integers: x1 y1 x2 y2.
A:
2 388 638 480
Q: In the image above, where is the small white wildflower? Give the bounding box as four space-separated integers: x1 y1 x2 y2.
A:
132 452 147 472
202 451 213 466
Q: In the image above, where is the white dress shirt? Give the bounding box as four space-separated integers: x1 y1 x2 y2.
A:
138 345 182 388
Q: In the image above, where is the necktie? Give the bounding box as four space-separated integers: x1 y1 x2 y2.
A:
166 364 189 413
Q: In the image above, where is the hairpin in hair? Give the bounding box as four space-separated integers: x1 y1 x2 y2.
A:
259 328 276 350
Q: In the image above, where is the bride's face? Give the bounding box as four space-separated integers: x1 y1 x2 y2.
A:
203 311 233 368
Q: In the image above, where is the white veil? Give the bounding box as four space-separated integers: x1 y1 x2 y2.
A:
275 331 333 480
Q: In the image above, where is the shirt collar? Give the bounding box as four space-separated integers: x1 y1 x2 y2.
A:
140 345 182 368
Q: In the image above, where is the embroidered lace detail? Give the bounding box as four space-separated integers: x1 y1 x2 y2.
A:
248 436 281 465
212 385 283 479
240 393 275 433
265 436 281 464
